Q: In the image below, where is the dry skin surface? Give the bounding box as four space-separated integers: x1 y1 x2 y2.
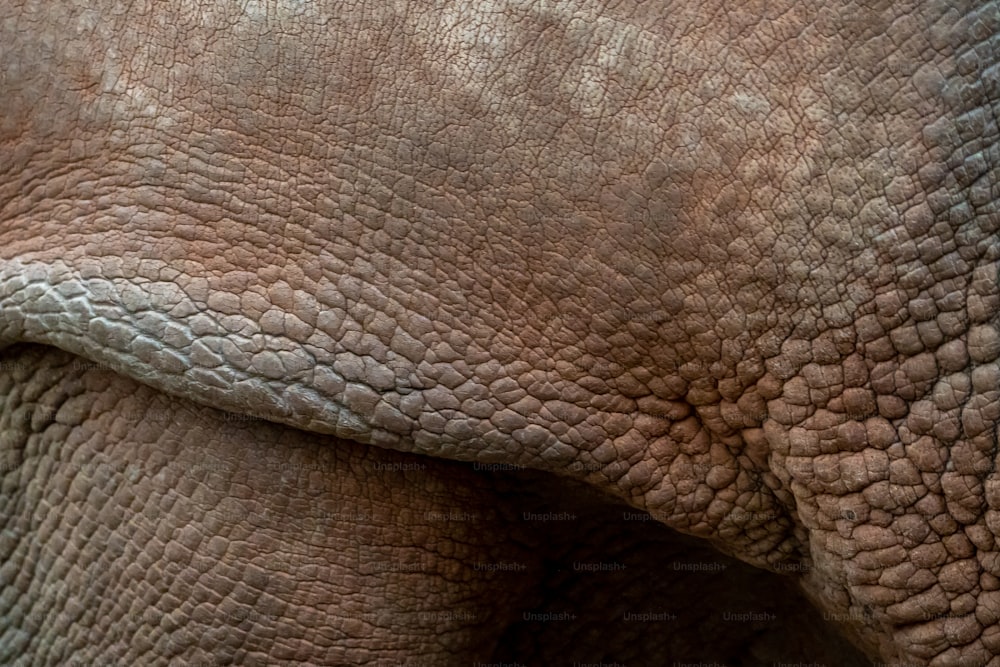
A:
1 345 866 664
0 0 998 664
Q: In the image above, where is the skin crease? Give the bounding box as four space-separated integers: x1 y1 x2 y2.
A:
0 344 866 665
0 0 997 664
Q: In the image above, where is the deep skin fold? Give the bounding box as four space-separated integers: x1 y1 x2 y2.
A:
0 0 998 664
0 344 868 664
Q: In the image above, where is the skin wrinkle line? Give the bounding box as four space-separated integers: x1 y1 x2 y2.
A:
0 256 796 558
1 0 997 663
0 257 566 447
4 349 860 664
0 257 373 435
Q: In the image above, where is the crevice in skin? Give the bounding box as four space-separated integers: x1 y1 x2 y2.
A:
0 0 997 664
0 256 807 572
0 344 868 665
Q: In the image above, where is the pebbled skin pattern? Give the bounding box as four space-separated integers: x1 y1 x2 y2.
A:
0 345 867 664
1 0 998 663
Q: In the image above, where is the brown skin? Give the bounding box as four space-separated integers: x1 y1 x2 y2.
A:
0 0 998 663
0 344 865 664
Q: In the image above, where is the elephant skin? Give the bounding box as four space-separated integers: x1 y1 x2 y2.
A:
1 0 998 664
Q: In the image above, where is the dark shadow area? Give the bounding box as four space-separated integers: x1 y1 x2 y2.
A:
487 469 869 666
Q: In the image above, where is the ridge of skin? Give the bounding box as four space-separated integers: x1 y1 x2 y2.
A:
0 346 869 665
1 0 999 663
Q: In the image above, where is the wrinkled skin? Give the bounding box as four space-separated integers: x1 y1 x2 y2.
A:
0 345 862 664
0 0 998 664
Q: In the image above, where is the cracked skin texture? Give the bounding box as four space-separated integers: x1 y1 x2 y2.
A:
0 344 867 664
0 0 997 664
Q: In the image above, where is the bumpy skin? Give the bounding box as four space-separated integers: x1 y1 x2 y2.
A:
0 0 998 664
0 345 865 665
